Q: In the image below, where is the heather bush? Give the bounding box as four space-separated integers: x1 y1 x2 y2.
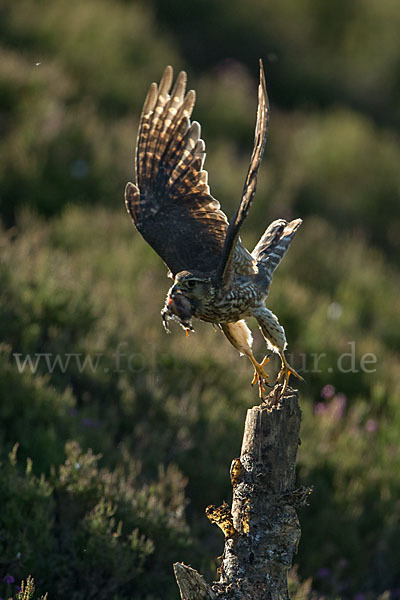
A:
0 441 190 599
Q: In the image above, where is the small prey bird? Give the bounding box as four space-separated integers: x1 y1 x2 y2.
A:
125 61 303 397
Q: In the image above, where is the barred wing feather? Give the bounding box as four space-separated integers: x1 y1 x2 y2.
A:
217 60 269 284
125 66 229 277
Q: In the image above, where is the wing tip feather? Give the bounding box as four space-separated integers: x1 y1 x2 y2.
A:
159 65 174 96
258 58 270 113
125 182 140 224
285 218 302 234
142 82 158 115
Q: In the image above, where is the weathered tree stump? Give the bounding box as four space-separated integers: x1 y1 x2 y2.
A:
174 385 309 600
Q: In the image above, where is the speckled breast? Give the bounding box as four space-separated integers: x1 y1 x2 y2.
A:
196 279 262 324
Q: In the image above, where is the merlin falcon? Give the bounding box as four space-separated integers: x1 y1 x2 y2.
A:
125 61 303 396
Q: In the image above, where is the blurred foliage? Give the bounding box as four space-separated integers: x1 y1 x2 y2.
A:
0 436 189 600
0 0 400 598
2 575 48 600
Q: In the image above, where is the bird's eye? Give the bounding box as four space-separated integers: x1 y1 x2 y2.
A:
187 280 196 288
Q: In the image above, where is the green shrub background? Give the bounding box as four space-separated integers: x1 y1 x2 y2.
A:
1 1 400 598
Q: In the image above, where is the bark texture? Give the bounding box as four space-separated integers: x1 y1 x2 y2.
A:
174 385 306 600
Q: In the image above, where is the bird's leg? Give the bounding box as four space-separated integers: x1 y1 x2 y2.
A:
250 355 271 385
251 306 303 397
220 321 270 398
249 354 272 399
276 351 304 397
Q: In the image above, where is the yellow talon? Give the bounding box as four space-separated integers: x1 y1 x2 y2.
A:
276 353 304 396
250 355 271 399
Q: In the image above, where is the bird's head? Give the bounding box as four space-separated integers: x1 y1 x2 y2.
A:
161 270 212 333
172 270 212 302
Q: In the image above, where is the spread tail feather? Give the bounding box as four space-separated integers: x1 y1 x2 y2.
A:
252 218 302 278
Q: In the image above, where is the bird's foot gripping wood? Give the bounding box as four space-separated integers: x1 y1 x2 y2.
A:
250 355 271 399
276 352 304 396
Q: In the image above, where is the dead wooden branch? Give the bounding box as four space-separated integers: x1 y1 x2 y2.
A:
174 385 308 600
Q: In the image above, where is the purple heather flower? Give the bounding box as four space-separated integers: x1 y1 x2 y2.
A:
314 402 327 416
332 393 347 420
365 419 378 433
321 384 335 400
2 574 15 584
316 567 330 578
80 417 100 429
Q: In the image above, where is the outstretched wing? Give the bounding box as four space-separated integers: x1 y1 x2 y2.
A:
216 60 269 284
125 66 229 277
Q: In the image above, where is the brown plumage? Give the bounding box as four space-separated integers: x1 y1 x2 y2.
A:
125 61 303 396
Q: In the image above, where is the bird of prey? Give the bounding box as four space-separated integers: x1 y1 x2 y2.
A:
125 61 303 396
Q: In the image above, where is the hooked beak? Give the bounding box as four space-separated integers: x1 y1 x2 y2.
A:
161 283 195 335
168 284 182 303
